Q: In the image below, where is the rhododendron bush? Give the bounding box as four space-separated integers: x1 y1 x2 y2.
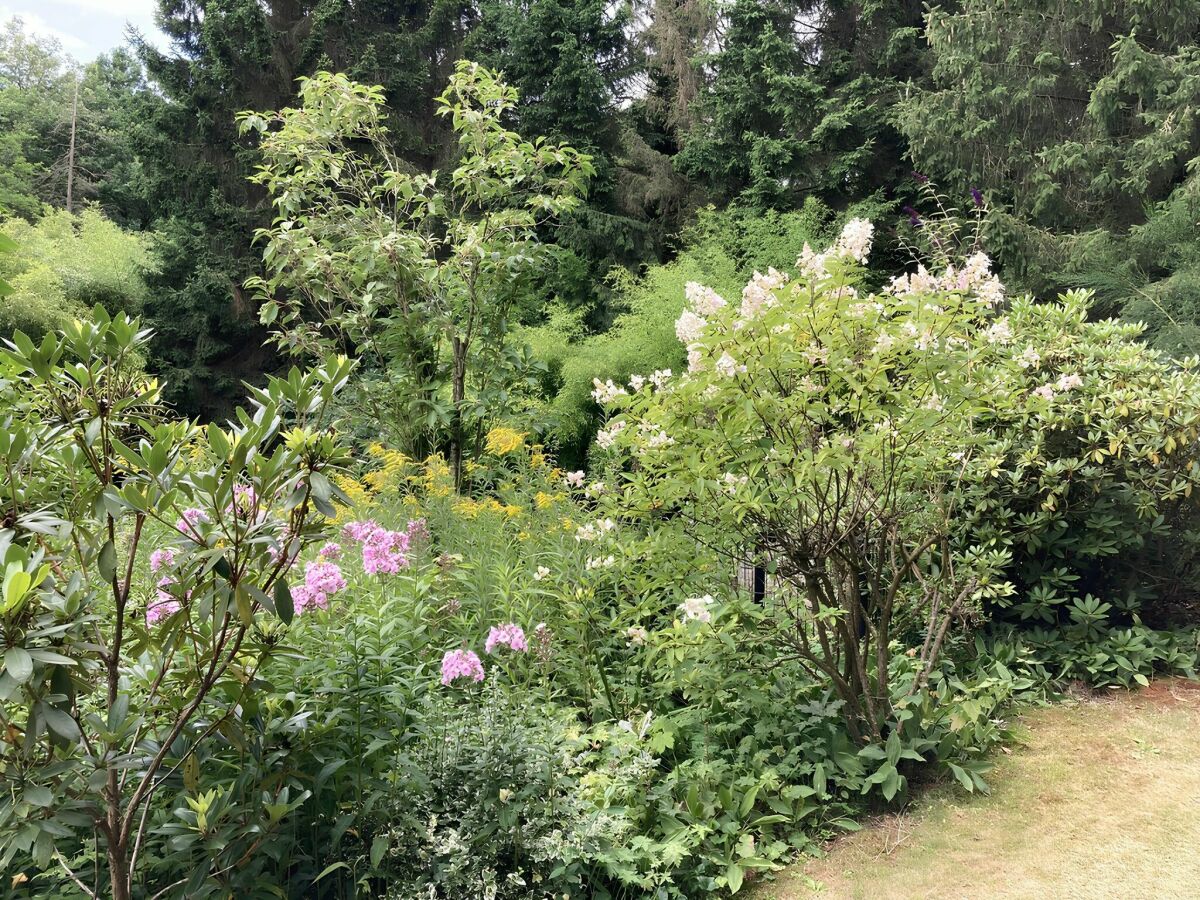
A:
0 310 354 898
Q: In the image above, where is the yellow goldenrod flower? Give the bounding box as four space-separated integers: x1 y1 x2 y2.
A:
485 426 526 456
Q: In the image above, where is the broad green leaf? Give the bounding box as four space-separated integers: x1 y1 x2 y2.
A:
5 646 33 683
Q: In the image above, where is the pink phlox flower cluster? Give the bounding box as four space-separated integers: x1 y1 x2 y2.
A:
405 518 429 543
441 648 485 686
149 548 176 573
362 531 410 575
292 559 346 614
318 541 341 559
343 520 412 575
176 507 209 539
485 622 528 654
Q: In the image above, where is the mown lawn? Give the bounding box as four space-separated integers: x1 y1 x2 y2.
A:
754 680 1200 899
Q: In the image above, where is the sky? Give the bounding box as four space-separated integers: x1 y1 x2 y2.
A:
2 0 167 61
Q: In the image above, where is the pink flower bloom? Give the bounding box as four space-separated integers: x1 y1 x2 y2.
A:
291 584 326 614
146 597 180 625
365 532 410 574
176 507 209 539
147 577 183 625
344 520 412 575
342 520 382 543
318 541 342 559
405 518 429 543
485 622 528 654
149 548 176 573
292 560 346 614
441 648 485 686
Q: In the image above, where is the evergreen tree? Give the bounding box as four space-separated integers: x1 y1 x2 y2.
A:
897 1 1200 295
677 0 926 211
467 0 654 313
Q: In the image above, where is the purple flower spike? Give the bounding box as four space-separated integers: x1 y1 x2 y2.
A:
970 187 984 208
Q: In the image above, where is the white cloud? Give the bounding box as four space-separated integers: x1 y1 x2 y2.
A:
2 0 166 61
1 6 90 55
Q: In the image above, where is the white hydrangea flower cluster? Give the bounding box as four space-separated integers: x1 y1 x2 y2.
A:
885 251 1004 308
595 419 626 449
984 318 1013 345
636 423 676 451
675 309 707 345
679 594 715 624
715 351 746 378
685 281 727 316
796 218 875 277
591 378 627 404
737 268 788 322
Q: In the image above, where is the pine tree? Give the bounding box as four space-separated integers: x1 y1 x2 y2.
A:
897 1 1200 295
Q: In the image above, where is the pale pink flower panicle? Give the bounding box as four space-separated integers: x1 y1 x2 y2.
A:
441 648 485 686
292 559 347 614
485 622 528 654
149 548 176 573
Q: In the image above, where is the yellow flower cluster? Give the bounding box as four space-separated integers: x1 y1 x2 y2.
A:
451 496 524 520
485 426 526 456
332 473 372 525
423 455 454 497
534 491 562 510
363 443 411 494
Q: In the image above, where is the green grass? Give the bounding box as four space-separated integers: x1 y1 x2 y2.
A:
753 680 1200 899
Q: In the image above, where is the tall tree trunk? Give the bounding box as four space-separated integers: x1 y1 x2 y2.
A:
450 336 466 490
66 77 78 213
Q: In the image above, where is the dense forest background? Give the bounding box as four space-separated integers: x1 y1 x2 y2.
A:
4 0 1200 423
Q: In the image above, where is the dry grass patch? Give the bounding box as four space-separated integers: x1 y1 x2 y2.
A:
754 679 1200 900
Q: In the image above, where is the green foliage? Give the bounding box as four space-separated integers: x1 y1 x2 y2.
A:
468 0 654 284
1057 169 1200 356
0 307 353 897
953 294 1200 681
244 64 593 484
524 201 835 465
677 0 923 211
590 220 1019 742
0 207 158 339
898 0 1200 301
